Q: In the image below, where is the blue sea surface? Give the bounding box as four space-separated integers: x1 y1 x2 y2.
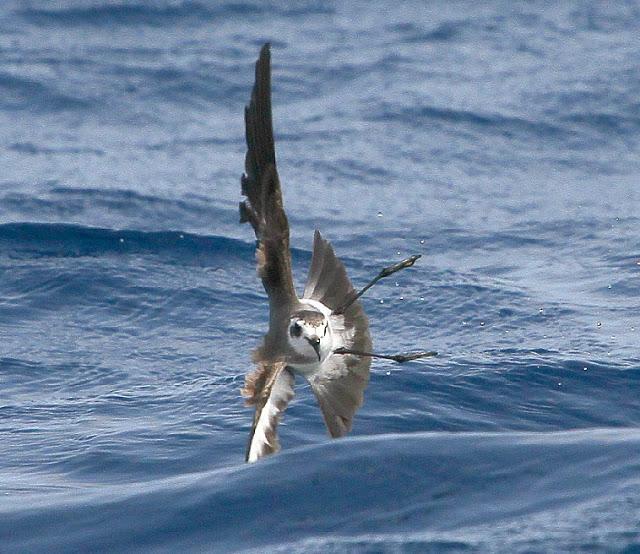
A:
1 1 639 552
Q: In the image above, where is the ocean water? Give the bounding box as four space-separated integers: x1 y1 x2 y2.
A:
1 1 639 551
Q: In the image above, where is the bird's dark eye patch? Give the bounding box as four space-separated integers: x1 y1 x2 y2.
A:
290 322 302 338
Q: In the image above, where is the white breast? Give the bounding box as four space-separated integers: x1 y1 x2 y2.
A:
289 298 353 377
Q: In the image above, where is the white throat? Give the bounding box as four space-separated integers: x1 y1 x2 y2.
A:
287 299 335 372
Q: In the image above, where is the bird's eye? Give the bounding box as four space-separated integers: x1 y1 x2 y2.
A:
290 322 302 338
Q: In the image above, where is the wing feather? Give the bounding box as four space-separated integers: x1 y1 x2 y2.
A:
303 230 351 310
244 364 295 462
309 354 370 437
240 43 296 314
304 231 373 437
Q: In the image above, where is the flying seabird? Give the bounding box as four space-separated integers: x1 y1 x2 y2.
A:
240 43 433 463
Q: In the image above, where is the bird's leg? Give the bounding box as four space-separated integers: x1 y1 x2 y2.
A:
333 346 437 363
333 254 431 362
334 254 422 315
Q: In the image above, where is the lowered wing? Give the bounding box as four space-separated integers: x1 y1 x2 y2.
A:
243 363 295 462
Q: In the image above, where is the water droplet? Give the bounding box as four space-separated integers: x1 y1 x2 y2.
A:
480 321 485 327
399 296 404 300
607 284 612 289
379 299 384 304
538 307 544 314
420 240 425 245
119 238 124 243
396 251 401 256
377 211 383 218
386 371 391 376
596 321 602 327
419 297 424 301
631 327 636 332
583 367 588 371
179 234 184 239
557 382 562 387
395 282 399 287
462 321 468 326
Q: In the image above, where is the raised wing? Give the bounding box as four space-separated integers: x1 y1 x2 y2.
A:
243 362 295 462
304 230 372 436
304 230 353 309
240 43 297 315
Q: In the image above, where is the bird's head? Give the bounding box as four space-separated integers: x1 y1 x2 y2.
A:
287 309 331 362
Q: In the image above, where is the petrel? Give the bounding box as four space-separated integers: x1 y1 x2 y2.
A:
240 44 432 462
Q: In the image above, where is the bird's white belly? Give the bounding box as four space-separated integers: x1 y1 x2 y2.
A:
289 358 323 378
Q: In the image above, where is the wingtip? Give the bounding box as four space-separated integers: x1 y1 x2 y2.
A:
253 43 271 92
259 42 271 63
314 228 331 246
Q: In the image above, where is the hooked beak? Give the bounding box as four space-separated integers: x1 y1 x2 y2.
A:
306 336 321 361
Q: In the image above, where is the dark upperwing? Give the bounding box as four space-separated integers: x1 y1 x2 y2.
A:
240 43 297 323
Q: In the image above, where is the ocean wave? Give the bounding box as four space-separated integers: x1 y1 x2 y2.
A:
369 102 570 141
2 2 639 551
0 186 237 235
0 429 638 553
0 222 250 260
0 71 92 112
17 2 250 28
386 20 469 43
17 1 333 28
